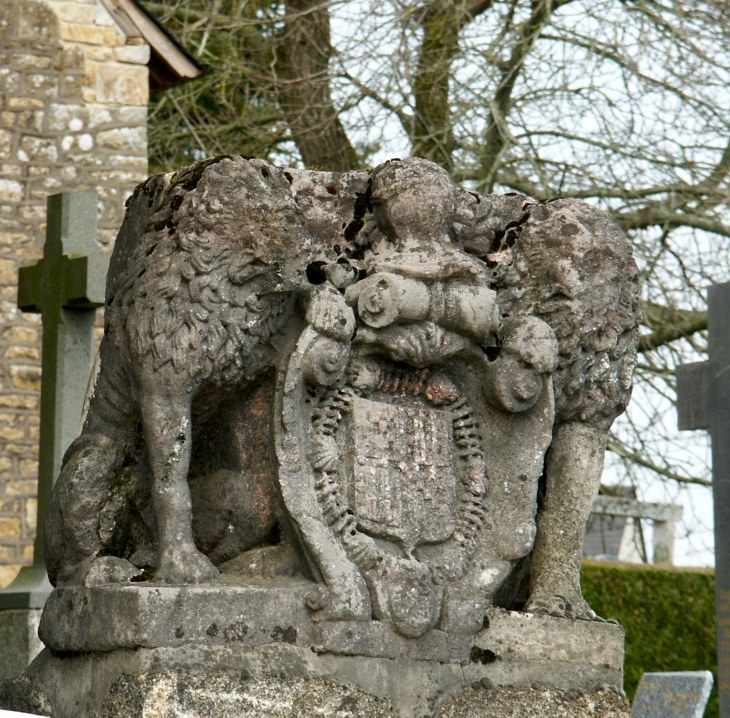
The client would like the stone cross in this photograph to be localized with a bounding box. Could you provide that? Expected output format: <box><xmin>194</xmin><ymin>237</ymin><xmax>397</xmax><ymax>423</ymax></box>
<box><xmin>677</xmin><ymin>281</ymin><xmax>730</xmax><ymax>718</ymax></box>
<box><xmin>0</xmin><ymin>193</ymin><xmax>107</xmax><ymax>609</ymax></box>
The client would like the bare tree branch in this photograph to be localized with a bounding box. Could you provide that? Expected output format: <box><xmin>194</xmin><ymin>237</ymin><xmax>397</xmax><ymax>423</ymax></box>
<box><xmin>411</xmin><ymin>0</ymin><xmax>495</xmax><ymax>170</ymax></box>
<box><xmin>607</xmin><ymin>437</ymin><xmax>711</xmax><ymax>487</ymax></box>
<box><xmin>639</xmin><ymin>302</ymin><xmax>708</xmax><ymax>353</ymax></box>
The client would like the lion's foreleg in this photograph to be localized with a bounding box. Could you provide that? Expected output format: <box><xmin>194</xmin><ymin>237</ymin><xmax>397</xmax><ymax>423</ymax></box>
<box><xmin>525</xmin><ymin>420</ymin><xmax>607</xmax><ymax>620</ymax></box>
<box><xmin>137</xmin><ymin>373</ymin><xmax>218</xmax><ymax>585</ymax></box>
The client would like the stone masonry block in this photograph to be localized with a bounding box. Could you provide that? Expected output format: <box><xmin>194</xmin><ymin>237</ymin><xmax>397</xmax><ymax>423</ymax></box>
<box><xmin>0</xmin><ymin>518</ymin><xmax>21</xmax><ymax>540</ymax></box>
<box><xmin>59</xmin><ymin>22</ymin><xmax>106</xmax><ymax>45</ymax></box>
<box><xmin>18</xmin><ymin>137</ymin><xmax>58</xmax><ymax>163</ymax></box>
<box><xmin>60</xmin><ymin>72</ymin><xmax>85</xmax><ymax>99</ymax></box>
<box><xmin>46</xmin><ymin>2</ymin><xmax>97</xmax><ymax>25</ymax></box>
<box><xmin>96</xmin><ymin>126</ymin><xmax>147</xmax><ymax>153</ymax></box>
<box><xmin>0</xmin><ymin>130</ymin><xmax>12</xmax><ymax>159</ymax></box>
<box><xmin>6</xmin><ymin>481</ymin><xmax>38</xmax><ymax>497</ymax></box>
<box><xmin>20</xmin><ymin>460</ymin><xmax>39</xmax><ymax>477</ymax></box>
<box><xmin>0</xmin><ymin>416</ymin><xmax>26</xmax><ymax>441</ymax></box>
<box><xmin>0</xmin><ymin>69</ymin><xmax>22</xmax><ymax>94</ymax></box>
<box><xmin>24</xmin><ymin>499</ymin><xmax>37</xmax><ymax>532</ymax></box>
<box><xmin>3</xmin><ymin>328</ymin><xmax>39</xmax><ymax>345</ymax></box>
<box><xmin>5</xmin><ymin>443</ymin><xmax>38</xmax><ymax>457</ymax></box>
<box><xmin>7</xmin><ymin>98</ymin><xmax>44</xmax><ymax>109</ymax></box>
<box><xmin>95</xmin><ymin>63</ymin><xmax>149</xmax><ymax>106</ymax></box>
<box><xmin>0</xmin><ymin>165</ymin><xmax>22</xmax><ymax>178</ymax></box>
<box><xmin>26</xmin><ymin>73</ymin><xmax>59</xmax><ymax>98</ymax></box>
<box><xmin>0</xmin><ymin>396</ymin><xmax>37</xmax><ymax>411</ymax></box>
<box><xmin>48</xmin><ymin>103</ymin><xmax>84</xmax><ymax>131</ymax></box>
<box><xmin>117</xmin><ymin>106</ymin><xmax>147</xmax><ymax>124</ymax></box>
<box><xmin>103</xmin><ymin>27</ymin><xmax>127</xmax><ymax>46</ymax></box>
<box><xmin>0</xmin><ymin>259</ymin><xmax>16</xmax><ymax>282</ymax></box>
<box><xmin>10</xmin><ymin>366</ymin><xmax>41</xmax><ymax>392</ymax></box>
<box><xmin>113</xmin><ymin>44</ymin><xmax>150</xmax><ymax>65</ymax></box>
<box><xmin>4</xmin><ymin>348</ymin><xmax>40</xmax><ymax>360</ymax></box>
<box><xmin>55</xmin><ymin>46</ymin><xmax>85</xmax><ymax>71</ymax></box>
<box><xmin>11</xmin><ymin>54</ymin><xmax>52</xmax><ymax>71</ymax></box>
<box><xmin>18</xmin><ymin>2</ymin><xmax>59</xmax><ymax>43</ymax></box>
<box><xmin>9</xmin><ymin>111</ymin><xmax>45</xmax><ymax>133</ymax></box>
<box><xmin>0</xmin><ymin>180</ymin><xmax>23</xmax><ymax>204</ymax></box>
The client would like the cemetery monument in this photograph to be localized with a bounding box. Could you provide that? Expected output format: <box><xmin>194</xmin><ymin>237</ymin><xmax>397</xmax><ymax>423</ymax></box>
<box><xmin>631</xmin><ymin>671</ymin><xmax>714</xmax><ymax>718</ymax></box>
<box><xmin>0</xmin><ymin>157</ymin><xmax>640</xmax><ymax>717</ymax></box>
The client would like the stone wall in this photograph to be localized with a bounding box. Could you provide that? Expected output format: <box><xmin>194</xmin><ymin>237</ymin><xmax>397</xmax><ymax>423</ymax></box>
<box><xmin>0</xmin><ymin>0</ymin><xmax>149</xmax><ymax>583</ymax></box>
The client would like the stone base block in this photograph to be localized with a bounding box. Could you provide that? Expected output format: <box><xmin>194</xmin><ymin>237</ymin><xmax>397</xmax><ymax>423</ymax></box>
<box><xmin>0</xmin><ymin>581</ymin><xmax>627</xmax><ymax>717</ymax></box>
<box><xmin>1</xmin><ymin>667</ymin><xmax>630</xmax><ymax>718</ymax></box>
<box><xmin>0</xmin><ymin>609</ymin><xmax>43</xmax><ymax>681</ymax></box>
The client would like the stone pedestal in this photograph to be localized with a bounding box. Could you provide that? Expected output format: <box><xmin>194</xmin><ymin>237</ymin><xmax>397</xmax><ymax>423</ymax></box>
<box><xmin>0</xmin><ymin>610</ymin><xmax>43</xmax><ymax>681</ymax></box>
<box><xmin>0</xmin><ymin>578</ymin><xmax>628</xmax><ymax>718</ymax></box>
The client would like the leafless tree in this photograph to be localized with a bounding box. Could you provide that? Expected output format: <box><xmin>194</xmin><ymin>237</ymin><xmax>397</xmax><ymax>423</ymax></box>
<box><xmin>142</xmin><ymin>0</ymin><xmax>730</xmax><ymax>559</ymax></box>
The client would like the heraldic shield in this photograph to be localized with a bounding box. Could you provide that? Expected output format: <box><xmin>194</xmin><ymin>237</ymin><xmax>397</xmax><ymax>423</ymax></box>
<box><xmin>274</xmin><ymin>163</ymin><xmax>559</xmax><ymax>640</ymax></box>
<box><xmin>275</xmin><ymin>291</ymin><xmax>558</xmax><ymax>639</ymax></box>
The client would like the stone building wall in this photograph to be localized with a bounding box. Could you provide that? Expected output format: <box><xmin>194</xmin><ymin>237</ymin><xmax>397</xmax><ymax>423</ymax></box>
<box><xmin>0</xmin><ymin>0</ymin><xmax>149</xmax><ymax>583</ymax></box>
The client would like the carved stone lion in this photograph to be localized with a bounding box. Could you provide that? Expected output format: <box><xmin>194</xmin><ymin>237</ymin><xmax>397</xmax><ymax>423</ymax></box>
<box><xmin>45</xmin><ymin>156</ymin><xmax>639</xmax><ymax>633</ymax></box>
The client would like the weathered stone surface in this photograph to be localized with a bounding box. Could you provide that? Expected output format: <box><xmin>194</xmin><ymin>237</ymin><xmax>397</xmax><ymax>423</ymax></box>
<box><xmin>631</xmin><ymin>671</ymin><xmax>713</xmax><ymax>718</ymax></box>
<box><xmin>0</xmin><ymin>609</ymin><xmax>42</xmax><ymax>680</ymax></box>
<box><xmin>441</xmin><ymin>685</ymin><xmax>629</xmax><ymax>718</ymax></box>
<box><xmin>97</xmin><ymin>674</ymin><xmax>397</xmax><ymax>718</ymax></box>
<box><xmin>0</xmin><ymin>672</ymin><xmax>51</xmax><ymax>716</ymax></box>
<box><xmin>2</xmin><ymin>604</ymin><xmax>625</xmax><ymax>718</ymax></box>
<box><xmin>38</xmin><ymin>581</ymin><xmax>623</xmax><ymax>678</ymax></box>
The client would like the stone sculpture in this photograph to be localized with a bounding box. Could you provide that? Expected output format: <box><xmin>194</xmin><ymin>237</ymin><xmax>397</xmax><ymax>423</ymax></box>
<box><xmin>7</xmin><ymin>156</ymin><xmax>640</xmax><ymax>717</ymax></box>
<box><xmin>44</xmin><ymin>155</ymin><xmax>640</xmax><ymax>633</ymax></box>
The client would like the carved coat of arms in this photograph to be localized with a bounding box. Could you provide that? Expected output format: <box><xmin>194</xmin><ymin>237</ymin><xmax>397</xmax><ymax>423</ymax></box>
<box><xmin>275</xmin><ymin>159</ymin><xmax>559</xmax><ymax>638</ymax></box>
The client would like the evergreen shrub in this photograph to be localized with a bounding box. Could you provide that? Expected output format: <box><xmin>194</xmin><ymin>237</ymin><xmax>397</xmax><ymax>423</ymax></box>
<box><xmin>581</xmin><ymin>560</ymin><xmax>717</xmax><ymax>718</ymax></box>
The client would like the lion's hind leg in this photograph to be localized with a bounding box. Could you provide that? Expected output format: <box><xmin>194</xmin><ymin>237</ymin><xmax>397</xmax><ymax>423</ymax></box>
<box><xmin>46</xmin><ymin>347</ymin><xmax>141</xmax><ymax>586</ymax></box>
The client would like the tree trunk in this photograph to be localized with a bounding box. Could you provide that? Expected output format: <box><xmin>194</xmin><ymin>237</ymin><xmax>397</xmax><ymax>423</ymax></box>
<box><xmin>276</xmin><ymin>0</ymin><xmax>359</xmax><ymax>171</ymax></box>
<box><xmin>412</xmin><ymin>0</ymin><xmax>493</xmax><ymax>172</ymax></box>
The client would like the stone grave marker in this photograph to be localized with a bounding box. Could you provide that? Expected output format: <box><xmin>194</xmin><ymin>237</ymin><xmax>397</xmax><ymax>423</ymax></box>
<box><xmin>677</xmin><ymin>282</ymin><xmax>730</xmax><ymax>718</ymax></box>
<box><xmin>0</xmin><ymin>193</ymin><xmax>106</xmax><ymax>677</ymax></box>
<box><xmin>631</xmin><ymin>671</ymin><xmax>713</xmax><ymax>718</ymax></box>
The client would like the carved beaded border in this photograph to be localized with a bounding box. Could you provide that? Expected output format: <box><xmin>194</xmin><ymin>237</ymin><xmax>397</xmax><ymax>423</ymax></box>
<box><xmin>308</xmin><ymin>364</ymin><xmax>489</xmax><ymax>581</ymax></box>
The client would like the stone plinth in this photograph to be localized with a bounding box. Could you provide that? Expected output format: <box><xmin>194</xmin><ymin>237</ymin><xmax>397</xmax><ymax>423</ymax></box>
<box><xmin>2</xmin><ymin>577</ymin><xmax>626</xmax><ymax>718</ymax></box>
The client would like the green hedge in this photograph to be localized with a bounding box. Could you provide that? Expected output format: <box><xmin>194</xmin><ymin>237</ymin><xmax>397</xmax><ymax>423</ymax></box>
<box><xmin>581</xmin><ymin>560</ymin><xmax>717</xmax><ymax>718</ymax></box>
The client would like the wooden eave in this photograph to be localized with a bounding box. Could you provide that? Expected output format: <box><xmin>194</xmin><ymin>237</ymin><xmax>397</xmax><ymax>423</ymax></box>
<box><xmin>98</xmin><ymin>0</ymin><xmax>204</xmax><ymax>92</ymax></box>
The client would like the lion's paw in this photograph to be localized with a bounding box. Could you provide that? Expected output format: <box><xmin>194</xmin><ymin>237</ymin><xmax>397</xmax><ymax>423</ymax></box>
<box><xmin>155</xmin><ymin>545</ymin><xmax>219</xmax><ymax>585</ymax></box>
<box><xmin>82</xmin><ymin>557</ymin><xmax>142</xmax><ymax>586</ymax></box>
<box><xmin>524</xmin><ymin>592</ymin><xmax>600</xmax><ymax>621</ymax></box>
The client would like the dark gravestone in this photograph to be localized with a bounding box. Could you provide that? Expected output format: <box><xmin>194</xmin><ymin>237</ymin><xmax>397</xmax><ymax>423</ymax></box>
<box><xmin>677</xmin><ymin>282</ymin><xmax>730</xmax><ymax>718</ymax></box>
<box><xmin>0</xmin><ymin>193</ymin><xmax>107</xmax><ymax>609</ymax></box>
<box><xmin>631</xmin><ymin>671</ymin><xmax>713</xmax><ymax>718</ymax></box>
